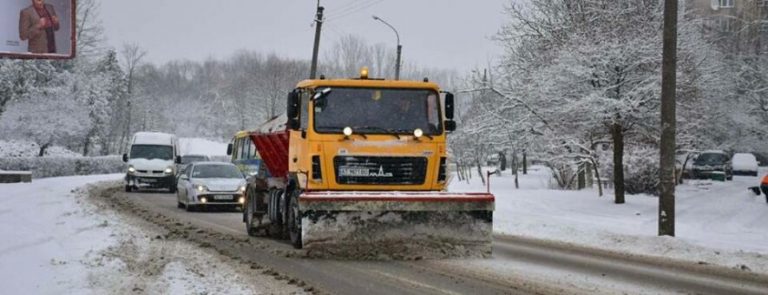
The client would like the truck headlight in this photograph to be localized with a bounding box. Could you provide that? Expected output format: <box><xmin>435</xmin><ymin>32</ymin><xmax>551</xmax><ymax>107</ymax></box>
<box><xmin>127</xmin><ymin>166</ymin><xmax>136</xmax><ymax>174</ymax></box>
<box><xmin>413</xmin><ymin>128</ymin><xmax>424</xmax><ymax>138</ymax></box>
<box><xmin>164</xmin><ymin>167</ymin><xmax>173</xmax><ymax>174</ymax></box>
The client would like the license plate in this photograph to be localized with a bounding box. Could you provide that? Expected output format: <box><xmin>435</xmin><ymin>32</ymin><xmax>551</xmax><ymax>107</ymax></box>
<box><xmin>141</xmin><ymin>178</ymin><xmax>157</xmax><ymax>183</ymax></box>
<box><xmin>339</xmin><ymin>167</ymin><xmax>371</xmax><ymax>177</ymax></box>
<box><xmin>214</xmin><ymin>195</ymin><xmax>232</xmax><ymax>200</ymax></box>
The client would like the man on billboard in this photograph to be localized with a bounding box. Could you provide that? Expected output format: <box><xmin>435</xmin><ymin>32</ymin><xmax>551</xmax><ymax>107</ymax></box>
<box><xmin>19</xmin><ymin>0</ymin><xmax>60</xmax><ymax>54</ymax></box>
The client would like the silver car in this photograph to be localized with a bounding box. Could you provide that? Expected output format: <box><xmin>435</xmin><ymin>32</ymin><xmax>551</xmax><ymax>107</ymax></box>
<box><xmin>176</xmin><ymin>162</ymin><xmax>246</xmax><ymax>211</ymax></box>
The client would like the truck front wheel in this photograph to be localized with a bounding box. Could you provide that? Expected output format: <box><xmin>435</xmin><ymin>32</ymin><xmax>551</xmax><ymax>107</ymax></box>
<box><xmin>245</xmin><ymin>194</ymin><xmax>259</xmax><ymax>237</ymax></box>
<box><xmin>287</xmin><ymin>190</ymin><xmax>302</xmax><ymax>249</ymax></box>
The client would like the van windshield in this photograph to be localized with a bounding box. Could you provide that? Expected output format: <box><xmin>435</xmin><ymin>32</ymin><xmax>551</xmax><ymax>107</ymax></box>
<box><xmin>130</xmin><ymin>145</ymin><xmax>173</xmax><ymax>160</ymax></box>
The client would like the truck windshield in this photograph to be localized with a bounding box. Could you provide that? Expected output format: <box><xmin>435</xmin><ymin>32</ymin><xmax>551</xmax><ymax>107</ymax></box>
<box><xmin>130</xmin><ymin>145</ymin><xmax>173</xmax><ymax>160</ymax></box>
<box><xmin>313</xmin><ymin>88</ymin><xmax>442</xmax><ymax>135</ymax></box>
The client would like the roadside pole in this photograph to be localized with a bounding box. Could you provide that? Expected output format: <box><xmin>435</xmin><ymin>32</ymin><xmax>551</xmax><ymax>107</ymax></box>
<box><xmin>659</xmin><ymin>0</ymin><xmax>678</xmax><ymax>237</ymax></box>
<box><xmin>309</xmin><ymin>5</ymin><xmax>324</xmax><ymax>79</ymax></box>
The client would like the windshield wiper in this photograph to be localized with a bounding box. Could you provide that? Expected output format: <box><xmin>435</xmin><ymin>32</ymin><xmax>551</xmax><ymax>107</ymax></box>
<box><xmin>353</xmin><ymin>126</ymin><xmax>402</xmax><ymax>139</ymax></box>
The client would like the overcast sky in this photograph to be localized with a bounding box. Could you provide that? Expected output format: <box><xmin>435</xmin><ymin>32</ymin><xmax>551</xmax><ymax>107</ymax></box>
<box><xmin>100</xmin><ymin>0</ymin><xmax>509</xmax><ymax>73</ymax></box>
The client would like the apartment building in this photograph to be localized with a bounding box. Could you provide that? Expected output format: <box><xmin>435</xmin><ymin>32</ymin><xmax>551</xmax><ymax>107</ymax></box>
<box><xmin>687</xmin><ymin>0</ymin><xmax>768</xmax><ymax>54</ymax></box>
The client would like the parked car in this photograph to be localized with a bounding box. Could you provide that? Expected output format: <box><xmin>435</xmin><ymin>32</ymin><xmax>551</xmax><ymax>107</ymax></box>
<box><xmin>176</xmin><ymin>162</ymin><xmax>246</xmax><ymax>212</ymax></box>
<box><xmin>732</xmin><ymin>153</ymin><xmax>759</xmax><ymax>176</ymax></box>
<box><xmin>692</xmin><ymin>150</ymin><xmax>733</xmax><ymax>181</ymax></box>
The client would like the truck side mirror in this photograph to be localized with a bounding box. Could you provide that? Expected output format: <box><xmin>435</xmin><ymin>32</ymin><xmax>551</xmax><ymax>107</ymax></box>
<box><xmin>175</xmin><ymin>156</ymin><xmax>182</xmax><ymax>164</ymax></box>
<box><xmin>444</xmin><ymin>120</ymin><xmax>456</xmax><ymax>132</ymax></box>
<box><xmin>122</xmin><ymin>154</ymin><xmax>128</xmax><ymax>163</ymax></box>
<box><xmin>227</xmin><ymin>143</ymin><xmax>233</xmax><ymax>156</ymax></box>
<box><xmin>287</xmin><ymin>90</ymin><xmax>300</xmax><ymax>119</ymax></box>
<box><xmin>444</xmin><ymin>92</ymin><xmax>455</xmax><ymax>120</ymax></box>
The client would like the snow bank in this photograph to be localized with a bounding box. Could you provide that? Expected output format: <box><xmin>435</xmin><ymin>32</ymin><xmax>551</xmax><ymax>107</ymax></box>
<box><xmin>451</xmin><ymin>165</ymin><xmax>768</xmax><ymax>273</ymax></box>
<box><xmin>0</xmin><ymin>156</ymin><xmax>125</xmax><ymax>178</ymax></box>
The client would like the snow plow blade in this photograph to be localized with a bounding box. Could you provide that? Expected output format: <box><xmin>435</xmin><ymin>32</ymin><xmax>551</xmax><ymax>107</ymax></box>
<box><xmin>299</xmin><ymin>192</ymin><xmax>494</xmax><ymax>259</ymax></box>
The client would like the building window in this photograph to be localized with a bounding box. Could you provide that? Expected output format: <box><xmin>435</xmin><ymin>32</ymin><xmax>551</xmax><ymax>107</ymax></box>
<box><xmin>719</xmin><ymin>0</ymin><xmax>734</xmax><ymax>8</ymax></box>
<box><xmin>760</xmin><ymin>0</ymin><xmax>768</xmax><ymax>7</ymax></box>
<box><xmin>719</xmin><ymin>17</ymin><xmax>734</xmax><ymax>32</ymax></box>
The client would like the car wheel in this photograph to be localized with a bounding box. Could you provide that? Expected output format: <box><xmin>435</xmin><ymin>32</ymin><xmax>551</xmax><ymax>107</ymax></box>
<box><xmin>186</xmin><ymin>204</ymin><xmax>196</xmax><ymax>212</ymax></box>
<box><xmin>125</xmin><ymin>185</ymin><xmax>132</xmax><ymax>193</ymax></box>
<box><xmin>177</xmin><ymin>202</ymin><xmax>184</xmax><ymax>209</ymax></box>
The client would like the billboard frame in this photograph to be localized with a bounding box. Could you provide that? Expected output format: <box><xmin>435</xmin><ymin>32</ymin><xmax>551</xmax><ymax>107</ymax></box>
<box><xmin>0</xmin><ymin>0</ymin><xmax>77</xmax><ymax>60</ymax></box>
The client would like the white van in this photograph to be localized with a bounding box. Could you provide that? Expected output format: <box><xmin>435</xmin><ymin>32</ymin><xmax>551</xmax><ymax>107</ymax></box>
<box><xmin>122</xmin><ymin>132</ymin><xmax>181</xmax><ymax>192</ymax></box>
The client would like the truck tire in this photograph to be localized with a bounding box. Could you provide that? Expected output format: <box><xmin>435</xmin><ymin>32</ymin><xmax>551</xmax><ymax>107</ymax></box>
<box><xmin>287</xmin><ymin>191</ymin><xmax>302</xmax><ymax>249</ymax></box>
<box><xmin>245</xmin><ymin>195</ymin><xmax>259</xmax><ymax>237</ymax></box>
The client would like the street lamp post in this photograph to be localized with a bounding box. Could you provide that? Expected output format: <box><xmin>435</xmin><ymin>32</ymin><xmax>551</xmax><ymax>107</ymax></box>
<box><xmin>372</xmin><ymin>15</ymin><xmax>401</xmax><ymax>80</ymax></box>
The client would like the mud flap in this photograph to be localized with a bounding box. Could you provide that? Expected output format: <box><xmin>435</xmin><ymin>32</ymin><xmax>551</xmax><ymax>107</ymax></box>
<box><xmin>299</xmin><ymin>192</ymin><xmax>494</xmax><ymax>259</ymax></box>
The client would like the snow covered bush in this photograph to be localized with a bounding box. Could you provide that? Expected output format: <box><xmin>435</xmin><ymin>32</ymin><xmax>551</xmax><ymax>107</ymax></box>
<box><xmin>0</xmin><ymin>140</ymin><xmax>81</xmax><ymax>158</ymax></box>
<box><xmin>0</xmin><ymin>156</ymin><xmax>125</xmax><ymax>178</ymax></box>
<box><xmin>603</xmin><ymin>148</ymin><xmax>660</xmax><ymax>195</ymax></box>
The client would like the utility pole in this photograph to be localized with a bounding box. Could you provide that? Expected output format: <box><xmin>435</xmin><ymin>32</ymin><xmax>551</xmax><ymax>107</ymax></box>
<box><xmin>372</xmin><ymin>15</ymin><xmax>402</xmax><ymax>80</ymax></box>
<box><xmin>659</xmin><ymin>0</ymin><xmax>678</xmax><ymax>237</ymax></box>
<box><xmin>309</xmin><ymin>4</ymin><xmax>324</xmax><ymax>79</ymax></box>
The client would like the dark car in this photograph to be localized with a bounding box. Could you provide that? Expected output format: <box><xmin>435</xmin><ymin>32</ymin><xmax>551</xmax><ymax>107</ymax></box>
<box><xmin>692</xmin><ymin>150</ymin><xmax>732</xmax><ymax>181</ymax></box>
<box><xmin>177</xmin><ymin>154</ymin><xmax>211</xmax><ymax>174</ymax></box>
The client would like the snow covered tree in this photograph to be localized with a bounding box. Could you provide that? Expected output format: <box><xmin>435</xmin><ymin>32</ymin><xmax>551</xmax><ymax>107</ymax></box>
<box><xmin>0</xmin><ymin>73</ymin><xmax>90</xmax><ymax>156</ymax></box>
<box><xmin>457</xmin><ymin>0</ymin><xmax>731</xmax><ymax>200</ymax></box>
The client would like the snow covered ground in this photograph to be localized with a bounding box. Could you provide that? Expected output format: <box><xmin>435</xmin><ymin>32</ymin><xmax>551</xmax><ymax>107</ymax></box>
<box><xmin>0</xmin><ymin>175</ymin><xmax>301</xmax><ymax>294</ymax></box>
<box><xmin>450</xmin><ymin>165</ymin><xmax>768</xmax><ymax>273</ymax></box>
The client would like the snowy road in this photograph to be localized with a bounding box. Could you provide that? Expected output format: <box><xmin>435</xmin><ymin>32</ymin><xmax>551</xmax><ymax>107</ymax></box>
<box><xmin>100</xmin><ymin>185</ymin><xmax>768</xmax><ymax>295</ymax></box>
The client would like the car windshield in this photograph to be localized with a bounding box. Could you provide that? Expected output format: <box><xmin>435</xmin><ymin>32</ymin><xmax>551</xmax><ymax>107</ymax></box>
<box><xmin>313</xmin><ymin>87</ymin><xmax>442</xmax><ymax>135</ymax></box>
<box><xmin>182</xmin><ymin>155</ymin><xmax>208</xmax><ymax>164</ymax></box>
<box><xmin>695</xmin><ymin>153</ymin><xmax>728</xmax><ymax>165</ymax></box>
<box><xmin>130</xmin><ymin>145</ymin><xmax>173</xmax><ymax>160</ymax></box>
<box><xmin>192</xmin><ymin>165</ymin><xmax>243</xmax><ymax>179</ymax></box>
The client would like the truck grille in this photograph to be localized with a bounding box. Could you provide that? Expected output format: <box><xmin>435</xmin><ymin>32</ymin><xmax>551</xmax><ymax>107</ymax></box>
<box><xmin>334</xmin><ymin>156</ymin><xmax>427</xmax><ymax>185</ymax></box>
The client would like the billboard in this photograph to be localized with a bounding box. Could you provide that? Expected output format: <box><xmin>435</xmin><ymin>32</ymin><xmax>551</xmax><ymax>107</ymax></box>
<box><xmin>0</xmin><ymin>0</ymin><xmax>76</xmax><ymax>59</ymax></box>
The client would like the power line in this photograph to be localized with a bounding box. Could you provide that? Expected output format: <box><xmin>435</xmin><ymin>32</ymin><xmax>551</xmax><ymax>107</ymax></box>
<box><xmin>325</xmin><ymin>0</ymin><xmax>384</xmax><ymax>23</ymax></box>
<box><xmin>325</xmin><ymin>0</ymin><xmax>380</xmax><ymax>19</ymax></box>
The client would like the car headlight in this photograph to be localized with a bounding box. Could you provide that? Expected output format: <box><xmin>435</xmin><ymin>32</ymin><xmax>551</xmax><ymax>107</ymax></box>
<box><xmin>238</xmin><ymin>185</ymin><xmax>246</xmax><ymax>193</ymax></box>
<box><xmin>196</xmin><ymin>185</ymin><xmax>208</xmax><ymax>192</ymax></box>
<box><xmin>164</xmin><ymin>167</ymin><xmax>173</xmax><ymax>174</ymax></box>
<box><xmin>127</xmin><ymin>166</ymin><xmax>136</xmax><ymax>174</ymax></box>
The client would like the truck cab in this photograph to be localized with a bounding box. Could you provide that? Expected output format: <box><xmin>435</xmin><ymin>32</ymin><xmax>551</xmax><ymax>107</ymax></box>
<box><xmin>283</xmin><ymin>71</ymin><xmax>457</xmax><ymax>193</ymax></box>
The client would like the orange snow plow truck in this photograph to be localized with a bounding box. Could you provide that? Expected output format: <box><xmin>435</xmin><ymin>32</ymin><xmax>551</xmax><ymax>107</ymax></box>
<box><xmin>231</xmin><ymin>69</ymin><xmax>494</xmax><ymax>258</ymax></box>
